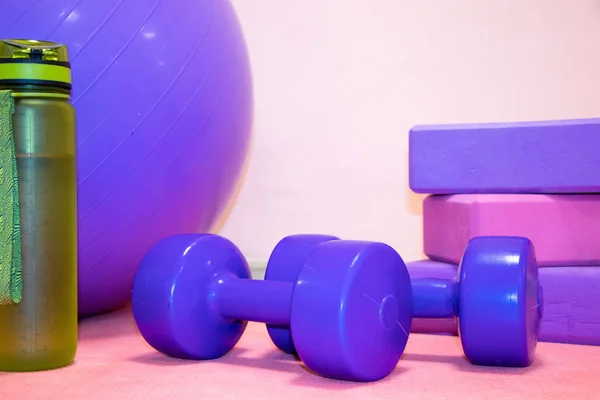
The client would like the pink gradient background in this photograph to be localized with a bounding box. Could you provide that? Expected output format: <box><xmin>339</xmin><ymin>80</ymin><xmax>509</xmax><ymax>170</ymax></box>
<box><xmin>218</xmin><ymin>0</ymin><xmax>600</xmax><ymax>266</ymax></box>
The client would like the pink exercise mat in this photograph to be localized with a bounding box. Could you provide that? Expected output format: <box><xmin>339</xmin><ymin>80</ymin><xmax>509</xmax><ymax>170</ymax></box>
<box><xmin>1</xmin><ymin>307</ymin><xmax>598</xmax><ymax>399</ymax></box>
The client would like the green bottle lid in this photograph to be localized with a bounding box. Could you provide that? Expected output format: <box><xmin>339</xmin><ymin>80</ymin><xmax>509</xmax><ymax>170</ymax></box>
<box><xmin>0</xmin><ymin>39</ymin><xmax>71</xmax><ymax>90</ymax></box>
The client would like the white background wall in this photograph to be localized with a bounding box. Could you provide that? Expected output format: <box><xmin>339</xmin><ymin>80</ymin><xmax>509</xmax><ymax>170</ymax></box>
<box><xmin>217</xmin><ymin>0</ymin><xmax>600</xmax><ymax>266</ymax></box>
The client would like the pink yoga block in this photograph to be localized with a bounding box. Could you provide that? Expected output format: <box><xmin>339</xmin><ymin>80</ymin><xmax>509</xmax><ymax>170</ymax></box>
<box><xmin>423</xmin><ymin>194</ymin><xmax>600</xmax><ymax>266</ymax></box>
<box><xmin>408</xmin><ymin>260</ymin><xmax>600</xmax><ymax>346</ymax></box>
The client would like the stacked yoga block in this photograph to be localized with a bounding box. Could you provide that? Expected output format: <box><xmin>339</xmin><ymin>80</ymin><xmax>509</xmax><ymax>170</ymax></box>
<box><xmin>407</xmin><ymin>118</ymin><xmax>600</xmax><ymax>346</ymax></box>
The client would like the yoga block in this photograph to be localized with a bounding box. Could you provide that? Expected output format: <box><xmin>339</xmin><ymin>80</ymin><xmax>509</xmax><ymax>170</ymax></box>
<box><xmin>423</xmin><ymin>194</ymin><xmax>600</xmax><ymax>266</ymax></box>
<box><xmin>409</xmin><ymin>118</ymin><xmax>600</xmax><ymax>194</ymax></box>
<box><xmin>408</xmin><ymin>259</ymin><xmax>600</xmax><ymax>346</ymax></box>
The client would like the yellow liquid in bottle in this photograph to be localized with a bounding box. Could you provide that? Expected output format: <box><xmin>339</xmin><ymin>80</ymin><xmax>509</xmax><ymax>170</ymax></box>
<box><xmin>0</xmin><ymin>97</ymin><xmax>77</xmax><ymax>372</ymax></box>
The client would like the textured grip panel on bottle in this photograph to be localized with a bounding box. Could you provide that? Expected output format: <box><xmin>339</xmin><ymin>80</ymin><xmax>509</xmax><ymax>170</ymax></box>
<box><xmin>0</xmin><ymin>90</ymin><xmax>22</xmax><ymax>305</ymax></box>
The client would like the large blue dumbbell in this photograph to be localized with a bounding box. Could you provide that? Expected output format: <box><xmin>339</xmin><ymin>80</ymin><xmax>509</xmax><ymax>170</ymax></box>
<box><xmin>131</xmin><ymin>233</ymin><xmax>413</xmax><ymax>382</ymax></box>
<box><xmin>412</xmin><ymin>236</ymin><xmax>544</xmax><ymax>367</ymax></box>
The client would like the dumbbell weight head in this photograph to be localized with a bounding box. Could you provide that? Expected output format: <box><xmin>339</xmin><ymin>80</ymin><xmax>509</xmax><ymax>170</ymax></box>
<box><xmin>290</xmin><ymin>239</ymin><xmax>413</xmax><ymax>381</ymax></box>
<box><xmin>458</xmin><ymin>236</ymin><xmax>543</xmax><ymax>367</ymax></box>
<box><xmin>132</xmin><ymin>234</ymin><xmax>251</xmax><ymax>359</ymax></box>
<box><xmin>264</xmin><ymin>234</ymin><xmax>341</xmax><ymax>354</ymax></box>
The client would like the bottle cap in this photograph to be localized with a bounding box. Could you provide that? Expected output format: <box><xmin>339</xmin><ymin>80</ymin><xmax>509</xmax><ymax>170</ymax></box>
<box><xmin>0</xmin><ymin>39</ymin><xmax>71</xmax><ymax>91</ymax></box>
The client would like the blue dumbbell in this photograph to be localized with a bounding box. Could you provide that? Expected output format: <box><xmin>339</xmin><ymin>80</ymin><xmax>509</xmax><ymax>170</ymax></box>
<box><xmin>411</xmin><ymin>236</ymin><xmax>544</xmax><ymax>367</ymax></box>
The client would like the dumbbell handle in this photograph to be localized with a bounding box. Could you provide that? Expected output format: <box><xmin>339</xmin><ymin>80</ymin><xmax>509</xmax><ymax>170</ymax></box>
<box><xmin>411</xmin><ymin>278</ymin><xmax>457</xmax><ymax>319</ymax></box>
<box><xmin>215</xmin><ymin>278</ymin><xmax>293</xmax><ymax>326</ymax></box>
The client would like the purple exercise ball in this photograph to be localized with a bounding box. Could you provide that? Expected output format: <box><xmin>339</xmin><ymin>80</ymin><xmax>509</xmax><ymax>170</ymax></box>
<box><xmin>2</xmin><ymin>0</ymin><xmax>253</xmax><ymax>317</ymax></box>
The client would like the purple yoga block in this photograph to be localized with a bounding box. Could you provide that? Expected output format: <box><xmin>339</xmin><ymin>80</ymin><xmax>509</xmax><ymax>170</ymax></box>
<box><xmin>409</xmin><ymin>118</ymin><xmax>600</xmax><ymax>194</ymax></box>
<box><xmin>408</xmin><ymin>260</ymin><xmax>600</xmax><ymax>346</ymax></box>
<box><xmin>423</xmin><ymin>194</ymin><xmax>600</xmax><ymax>267</ymax></box>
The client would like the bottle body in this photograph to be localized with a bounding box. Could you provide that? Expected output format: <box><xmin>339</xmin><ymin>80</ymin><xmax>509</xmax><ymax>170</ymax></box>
<box><xmin>0</xmin><ymin>94</ymin><xmax>77</xmax><ymax>371</ymax></box>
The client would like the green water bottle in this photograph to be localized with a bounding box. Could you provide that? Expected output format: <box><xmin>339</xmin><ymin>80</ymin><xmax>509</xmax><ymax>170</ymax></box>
<box><xmin>0</xmin><ymin>39</ymin><xmax>77</xmax><ymax>371</ymax></box>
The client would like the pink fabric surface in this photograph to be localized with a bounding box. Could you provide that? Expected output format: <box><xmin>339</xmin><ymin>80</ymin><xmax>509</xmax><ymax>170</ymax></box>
<box><xmin>2</xmin><ymin>307</ymin><xmax>599</xmax><ymax>399</ymax></box>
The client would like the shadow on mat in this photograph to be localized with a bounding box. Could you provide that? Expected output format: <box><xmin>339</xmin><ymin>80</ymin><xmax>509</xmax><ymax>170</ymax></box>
<box><xmin>401</xmin><ymin>351</ymin><xmax>545</xmax><ymax>375</ymax></box>
<box><xmin>130</xmin><ymin>347</ymin><xmax>409</xmax><ymax>389</ymax></box>
<box><xmin>78</xmin><ymin>306</ymin><xmax>139</xmax><ymax>341</ymax></box>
